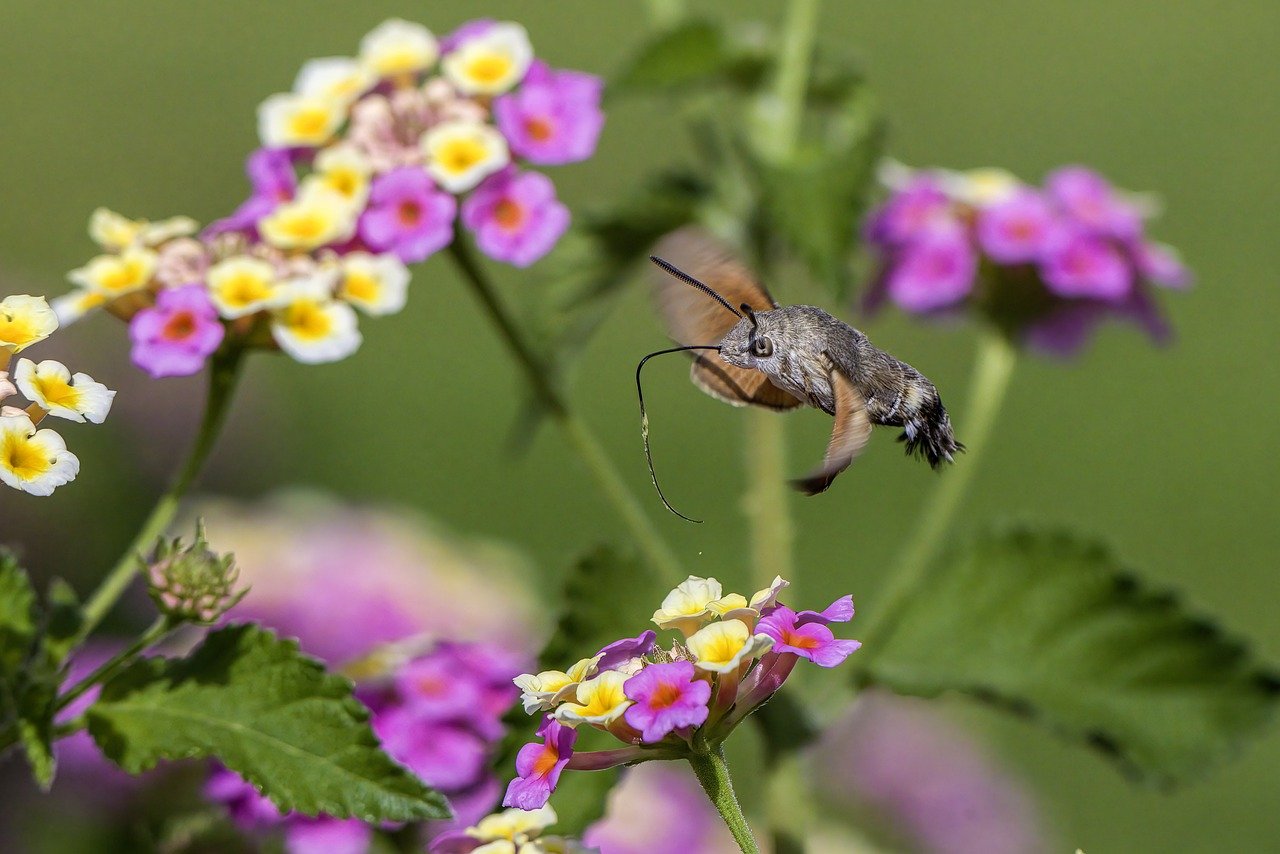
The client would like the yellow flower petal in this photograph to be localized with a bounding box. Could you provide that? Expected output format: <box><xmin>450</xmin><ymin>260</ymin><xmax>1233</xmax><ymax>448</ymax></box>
<box><xmin>13</xmin><ymin>359</ymin><xmax>114</xmax><ymax>424</ymax></box>
<box><xmin>359</xmin><ymin>19</ymin><xmax>440</xmax><ymax>77</ymax></box>
<box><xmin>441</xmin><ymin>22</ymin><xmax>533</xmax><ymax>96</ymax></box>
<box><xmin>0</xmin><ymin>413</ymin><xmax>79</xmax><ymax>496</ymax></box>
<box><xmin>421</xmin><ymin>120</ymin><xmax>509</xmax><ymax>193</ymax></box>
<box><xmin>0</xmin><ymin>295</ymin><xmax>58</xmax><ymax>354</ymax></box>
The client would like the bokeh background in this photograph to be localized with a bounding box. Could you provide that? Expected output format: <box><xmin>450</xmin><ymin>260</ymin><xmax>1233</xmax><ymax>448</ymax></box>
<box><xmin>1</xmin><ymin>2</ymin><xmax>1277</xmax><ymax>852</ymax></box>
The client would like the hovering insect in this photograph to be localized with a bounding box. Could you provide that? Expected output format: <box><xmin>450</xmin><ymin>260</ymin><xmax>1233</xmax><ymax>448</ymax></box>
<box><xmin>637</xmin><ymin>228</ymin><xmax>961</xmax><ymax>521</ymax></box>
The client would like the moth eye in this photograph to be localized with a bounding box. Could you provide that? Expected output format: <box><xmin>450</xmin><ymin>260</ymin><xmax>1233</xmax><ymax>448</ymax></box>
<box><xmin>751</xmin><ymin>336</ymin><xmax>774</xmax><ymax>358</ymax></box>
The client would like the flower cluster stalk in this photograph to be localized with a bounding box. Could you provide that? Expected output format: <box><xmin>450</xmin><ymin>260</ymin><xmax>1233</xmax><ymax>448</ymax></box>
<box><xmin>688</xmin><ymin>743</ymin><xmax>760</xmax><ymax>854</ymax></box>
<box><xmin>446</xmin><ymin>234</ymin><xmax>682</xmax><ymax>584</ymax></box>
<box><xmin>76</xmin><ymin>346</ymin><xmax>245</xmax><ymax>642</ymax></box>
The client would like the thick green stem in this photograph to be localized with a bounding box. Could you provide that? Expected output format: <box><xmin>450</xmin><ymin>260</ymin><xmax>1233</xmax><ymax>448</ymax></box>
<box><xmin>689</xmin><ymin>746</ymin><xmax>760</xmax><ymax>854</ymax></box>
<box><xmin>742</xmin><ymin>410</ymin><xmax>793</xmax><ymax>588</ymax></box>
<box><xmin>77</xmin><ymin>346</ymin><xmax>245</xmax><ymax>642</ymax></box>
<box><xmin>755</xmin><ymin>0</ymin><xmax>822</xmax><ymax>161</ymax></box>
<box><xmin>862</xmin><ymin>331</ymin><xmax>1018</xmax><ymax>646</ymax></box>
<box><xmin>446</xmin><ymin>238</ymin><xmax>682</xmax><ymax>585</ymax></box>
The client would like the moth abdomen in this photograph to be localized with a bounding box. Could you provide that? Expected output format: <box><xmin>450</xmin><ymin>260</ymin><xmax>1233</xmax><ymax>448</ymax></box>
<box><xmin>896</xmin><ymin>389</ymin><xmax>962</xmax><ymax>469</ymax></box>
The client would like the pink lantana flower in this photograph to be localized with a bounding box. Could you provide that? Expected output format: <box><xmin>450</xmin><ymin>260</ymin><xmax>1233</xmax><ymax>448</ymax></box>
<box><xmin>622</xmin><ymin>661</ymin><xmax>712</xmax><ymax>743</ymax></box>
<box><xmin>461</xmin><ymin>168</ymin><xmax>569</xmax><ymax>267</ymax></box>
<box><xmin>757</xmin><ymin>604</ymin><xmax>862</xmax><ymax>668</ymax></box>
<box><xmin>494</xmin><ymin>61</ymin><xmax>604</xmax><ymax>166</ymax></box>
<box><xmin>976</xmin><ymin>189</ymin><xmax>1057</xmax><ymax>264</ymax></box>
<box><xmin>359</xmin><ymin>167</ymin><xmax>457</xmax><ymax>263</ymax></box>
<box><xmin>128</xmin><ymin>284</ymin><xmax>225</xmax><ymax>378</ymax></box>
<box><xmin>504</xmin><ymin>716</ymin><xmax>577</xmax><ymax>810</ymax></box>
<box><xmin>1045</xmin><ymin>165</ymin><xmax>1142</xmax><ymax>241</ymax></box>
<box><xmin>885</xmin><ymin>226</ymin><xmax>977</xmax><ymax>312</ymax></box>
<box><xmin>1040</xmin><ymin>225</ymin><xmax>1132</xmax><ymax>300</ymax></box>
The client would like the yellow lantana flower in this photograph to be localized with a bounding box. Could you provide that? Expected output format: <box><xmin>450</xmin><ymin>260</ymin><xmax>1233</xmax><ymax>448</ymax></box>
<box><xmin>206</xmin><ymin>256</ymin><xmax>284</xmax><ymax>319</ymax></box>
<box><xmin>651</xmin><ymin>575</ymin><xmax>749</xmax><ymax>636</ymax></box>
<box><xmin>270</xmin><ymin>273</ymin><xmax>362</xmax><ymax>364</ymax></box>
<box><xmin>359</xmin><ymin>19</ymin><xmax>439</xmax><ymax>78</ymax></box>
<box><xmin>257</xmin><ymin>92</ymin><xmax>345</xmax><ymax>148</ymax></box>
<box><xmin>422</xmin><ymin>120</ymin><xmax>510</xmax><ymax>194</ymax></box>
<box><xmin>67</xmin><ymin>247</ymin><xmax>158</xmax><ymax>298</ymax></box>
<box><xmin>258</xmin><ymin>187</ymin><xmax>359</xmax><ymax>251</ymax></box>
<box><xmin>553</xmin><ymin>670</ymin><xmax>632</xmax><ymax>727</ymax></box>
<box><xmin>336</xmin><ymin>251</ymin><xmax>410</xmax><ymax>316</ymax></box>
<box><xmin>686</xmin><ymin>620</ymin><xmax>773</xmax><ymax>674</ymax></box>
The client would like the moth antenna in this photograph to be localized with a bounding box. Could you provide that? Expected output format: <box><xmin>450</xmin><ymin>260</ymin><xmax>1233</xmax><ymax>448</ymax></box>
<box><xmin>635</xmin><ymin>344</ymin><xmax>723</xmax><ymax>523</ymax></box>
<box><xmin>650</xmin><ymin>256</ymin><xmax>743</xmax><ymax>320</ymax></box>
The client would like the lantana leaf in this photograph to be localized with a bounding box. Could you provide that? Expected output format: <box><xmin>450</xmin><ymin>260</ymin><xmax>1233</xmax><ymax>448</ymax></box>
<box><xmin>0</xmin><ymin>550</ymin><xmax>38</xmax><ymax>680</ymax></box>
<box><xmin>614</xmin><ymin>20</ymin><xmax>736</xmax><ymax>93</ymax></box>
<box><xmin>85</xmin><ymin>623</ymin><xmax>450</xmax><ymax>822</ymax></box>
<box><xmin>861</xmin><ymin>527</ymin><xmax>1280</xmax><ymax>785</ymax></box>
<box><xmin>0</xmin><ymin>552</ymin><xmax>59</xmax><ymax>789</ymax></box>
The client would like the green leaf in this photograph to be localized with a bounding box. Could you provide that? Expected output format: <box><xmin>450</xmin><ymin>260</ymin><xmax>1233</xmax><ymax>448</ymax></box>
<box><xmin>16</xmin><ymin>683</ymin><xmax>56</xmax><ymax>789</ymax></box>
<box><xmin>614</xmin><ymin>20</ymin><xmax>734</xmax><ymax>93</ymax></box>
<box><xmin>0</xmin><ymin>550</ymin><xmax>38</xmax><ymax>680</ymax></box>
<box><xmin>862</xmin><ymin>527</ymin><xmax>1280</xmax><ymax>785</ymax></box>
<box><xmin>43</xmin><ymin>578</ymin><xmax>83</xmax><ymax>664</ymax></box>
<box><xmin>86</xmin><ymin>624</ymin><xmax>449</xmax><ymax>822</ymax></box>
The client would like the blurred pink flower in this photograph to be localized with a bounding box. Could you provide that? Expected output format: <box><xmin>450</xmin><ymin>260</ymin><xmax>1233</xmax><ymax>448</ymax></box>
<box><xmin>811</xmin><ymin>690</ymin><xmax>1049</xmax><ymax>854</ymax></box>
<box><xmin>582</xmin><ymin>764</ymin><xmax>737</xmax><ymax>854</ymax></box>
<box><xmin>128</xmin><ymin>284</ymin><xmax>225</xmax><ymax>378</ymax></box>
<box><xmin>494</xmin><ymin>61</ymin><xmax>604</xmax><ymax>166</ymax></box>
<box><xmin>461</xmin><ymin>168</ymin><xmax>569</xmax><ymax>266</ymax></box>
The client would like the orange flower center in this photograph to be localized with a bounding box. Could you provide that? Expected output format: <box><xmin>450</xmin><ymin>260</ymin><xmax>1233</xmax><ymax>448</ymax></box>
<box><xmin>648</xmin><ymin>682</ymin><xmax>684</xmax><ymax>710</ymax></box>
<box><xmin>397</xmin><ymin>201</ymin><xmax>423</xmax><ymax>227</ymax></box>
<box><xmin>532</xmin><ymin>744</ymin><xmax>560</xmax><ymax>777</ymax></box>
<box><xmin>781</xmin><ymin>630</ymin><xmax>820</xmax><ymax>650</ymax></box>
<box><xmin>161</xmin><ymin>311</ymin><xmax>197</xmax><ymax>341</ymax></box>
<box><xmin>494</xmin><ymin>199</ymin><xmax>525</xmax><ymax>230</ymax></box>
<box><xmin>524</xmin><ymin>116</ymin><xmax>555</xmax><ymax>142</ymax></box>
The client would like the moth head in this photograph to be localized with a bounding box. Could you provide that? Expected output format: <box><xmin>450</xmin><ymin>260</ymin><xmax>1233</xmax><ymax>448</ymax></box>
<box><xmin>720</xmin><ymin>305</ymin><xmax>781</xmax><ymax>370</ymax></box>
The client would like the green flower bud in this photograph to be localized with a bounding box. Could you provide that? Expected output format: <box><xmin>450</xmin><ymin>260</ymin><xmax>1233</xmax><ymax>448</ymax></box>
<box><xmin>144</xmin><ymin>519</ymin><xmax>246</xmax><ymax>624</ymax></box>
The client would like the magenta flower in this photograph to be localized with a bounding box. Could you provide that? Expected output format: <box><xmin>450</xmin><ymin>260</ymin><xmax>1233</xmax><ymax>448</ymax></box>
<box><xmin>1040</xmin><ymin>225</ymin><xmax>1132</xmax><ymax>300</ymax></box>
<box><xmin>794</xmin><ymin>593</ymin><xmax>854</xmax><ymax>626</ymax></box>
<box><xmin>206</xmin><ymin>147</ymin><xmax>297</xmax><ymax>237</ymax></box>
<box><xmin>204</xmin><ymin>765</ymin><xmax>284</xmax><ymax>830</ymax></box>
<box><xmin>285</xmin><ymin>818</ymin><xmax>372</xmax><ymax>854</ymax></box>
<box><xmin>885</xmin><ymin>226</ymin><xmax>978</xmax><ymax>312</ymax></box>
<box><xmin>622</xmin><ymin>661</ymin><xmax>712</xmax><ymax>743</ymax></box>
<box><xmin>439</xmin><ymin>18</ymin><xmax>497</xmax><ymax>53</ymax></box>
<box><xmin>374</xmin><ymin>707</ymin><xmax>490</xmax><ymax>791</ymax></box>
<box><xmin>461</xmin><ymin>168</ymin><xmax>569</xmax><ymax>267</ymax></box>
<box><xmin>864</xmin><ymin>175</ymin><xmax>953</xmax><ymax>248</ymax></box>
<box><xmin>395</xmin><ymin>653</ymin><xmax>485</xmax><ymax>721</ymax></box>
<box><xmin>757</xmin><ymin>605</ymin><xmax>862</xmax><ymax>668</ymax></box>
<box><xmin>976</xmin><ymin>189</ymin><xmax>1057</xmax><ymax>264</ymax></box>
<box><xmin>129</xmin><ymin>284</ymin><xmax>225</xmax><ymax>378</ymax></box>
<box><xmin>359</xmin><ymin>167</ymin><xmax>457</xmax><ymax>263</ymax></box>
<box><xmin>1046</xmin><ymin>165</ymin><xmax>1142</xmax><ymax>241</ymax></box>
<box><xmin>1134</xmin><ymin>240</ymin><xmax>1191</xmax><ymax>288</ymax></box>
<box><xmin>503</xmin><ymin>716</ymin><xmax>577</xmax><ymax>810</ymax></box>
<box><xmin>597</xmin><ymin>629</ymin><xmax>657</xmax><ymax>671</ymax></box>
<box><xmin>495</xmin><ymin>60</ymin><xmax>604</xmax><ymax>165</ymax></box>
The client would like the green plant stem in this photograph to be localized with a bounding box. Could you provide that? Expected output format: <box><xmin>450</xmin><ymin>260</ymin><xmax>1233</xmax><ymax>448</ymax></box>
<box><xmin>55</xmin><ymin>616</ymin><xmax>172</xmax><ymax>713</ymax></box>
<box><xmin>688</xmin><ymin>745</ymin><xmax>760</xmax><ymax>854</ymax></box>
<box><xmin>862</xmin><ymin>331</ymin><xmax>1018</xmax><ymax>646</ymax></box>
<box><xmin>761</xmin><ymin>0</ymin><xmax>822</xmax><ymax>160</ymax></box>
<box><xmin>77</xmin><ymin>346</ymin><xmax>245</xmax><ymax>643</ymax></box>
<box><xmin>742</xmin><ymin>410</ymin><xmax>793</xmax><ymax>588</ymax></box>
<box><xmin>446</xmin><ymin>237</ymin><xmax>682</xmax><ymax>585</ymax></box>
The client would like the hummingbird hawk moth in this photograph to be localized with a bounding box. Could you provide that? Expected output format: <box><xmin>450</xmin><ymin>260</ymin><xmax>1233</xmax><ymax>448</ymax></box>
<box><xmin>638</xmin><ymin>228</ymin><xmax>961</xmax><ymax>521</ymax></box>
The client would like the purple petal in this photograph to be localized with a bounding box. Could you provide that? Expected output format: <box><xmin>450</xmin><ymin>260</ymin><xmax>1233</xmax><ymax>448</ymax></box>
<box><xmin>795</xmin><ymin>594</ymin><xmax>855</xmax><ymax>626</ymax></box>
<box><xmin>597</xmin><ymin>630</ymin><xmax>657</xmax><ymax>671</ymax></box>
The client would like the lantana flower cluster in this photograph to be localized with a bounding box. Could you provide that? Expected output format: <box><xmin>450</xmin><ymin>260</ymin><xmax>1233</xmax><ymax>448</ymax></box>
<box><xmin>207</xmin><ymin>640</ymin><xmax>524</xmax><ymax>851</ymax></box>
<box><xmin>431</xmin><ymin>804</ymin><xmax>596</xmax><ymax>854</ymax></box>
<box><xmin>1</xmin><ymin>294</ymin><xmax>114</xmax><ymax>495</ymax></box>
<box><xmin>55</xmin><ymin>18</ymin><xmax>602</xmax><ymax>378</ymax></box>
<box><xmin>864</xmin><ymin>162</ymin><xmax>1190</xmax><ymax>355</ymax></box>
<box><xmin>504</xmin><ymin>575</ymin><xmax>860</xmax><ymax>810</ymax></box>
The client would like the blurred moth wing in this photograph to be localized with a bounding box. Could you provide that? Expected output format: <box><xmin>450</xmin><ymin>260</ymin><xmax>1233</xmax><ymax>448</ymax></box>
<box><xmin>650</xmin><ymin>228</ymin><xmax>803</xmax><ymax>411</ymax></box>
<box><xmin>792</xmin><ymin>356</ymin><xmax>873</xmax><ymax>495</ymax></box>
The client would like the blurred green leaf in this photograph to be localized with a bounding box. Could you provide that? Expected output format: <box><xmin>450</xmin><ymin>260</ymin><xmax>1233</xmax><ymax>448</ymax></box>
<box><xmin>0</xmin><ymin>552</ymin><xmax>58</xmax><ymax>789</ymax></box>
<box><xmin>43</xmin><ymin>578</ymin><xmax>83</xmax><ymax>664</ymax></box>
<box><xmin>614</xmin><ymin>20</ymin><xmax>733</xmax><ymax>93</ymax></box>
<box><xmin>0</xmin><ymin>550</ymin><xmax>38</xmax><ymax>679</ymax></box>
<box><xmin>86</xmin><ymin>624</ymin><xmax>449</xmax><ymax>822</ymax></box>
<box><xmin>862</xmin><ymin>527</ymin><xmax>1280</xmax><ymax>785</ymax></box>
<box><xmin>744</xmin><ymin>69</ymin><xmax>884</xmax><ymax>298</ymax></box>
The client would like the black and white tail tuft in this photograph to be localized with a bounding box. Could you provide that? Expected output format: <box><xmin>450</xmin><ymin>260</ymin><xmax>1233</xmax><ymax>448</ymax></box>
<box><xmin>898</xmin><ymin>395</ymin><xmax>963</xmax><ymax>469</ymax></box>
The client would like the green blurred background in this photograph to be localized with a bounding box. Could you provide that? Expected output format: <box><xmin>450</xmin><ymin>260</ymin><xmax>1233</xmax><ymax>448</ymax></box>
<box><xmin>1</xmin><ymin>1</ymin><xmax>1277</xmax><ymax>851</ymax></box>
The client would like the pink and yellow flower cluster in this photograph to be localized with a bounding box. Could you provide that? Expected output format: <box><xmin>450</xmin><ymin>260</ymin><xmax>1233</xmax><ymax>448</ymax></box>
<box><xmin>864</xmin><ymin>162</ymin><xmax>1189</xmax><ymax>355</ymax></box>
<box><xmin>1</xmin><ymin>293</ymin><xmax>114</xmax><ymax>495</ymax></box>
<box><xmin>504</xmin><ymin>575</ymin><xmax>860</xmax><ymax>810</ymax></box>
<box><xmin>55</xmin><ymin>18</ymin><xmax>603</xmax><ymax>378</ymax></box>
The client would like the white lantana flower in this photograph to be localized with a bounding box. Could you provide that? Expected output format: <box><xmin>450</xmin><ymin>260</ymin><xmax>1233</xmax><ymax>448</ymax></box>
<box><xmin>359</xmin><ymin>19</ymin><xmax>439</xmax><ymax>78</ymax></box>
<box><xmin>206</xmin><ymin>256</ymin><xmax>285</xmax><ymax>319</ymax></box>
<box><xmin>336</xmin><ymin>252</ymin><xmax>410</xmax><ymax>316</ymax></box>
<box><xmin>67</xmin><ymin>247</ymin><xmax>157</xmax><ymax>298</ymax></box>
<box><xmin>257</xmin><ymin>92</ymin><xmax>345</xmax><ymax>148</ymax></box>
<box><xmin>258</xmin><ymin>186</ymin><xmax>359</xmax><ymax>251</ymax></box>
<box><xmin>0</xmin><ymin>295</ymin><xmax>59</xmax><ymax>354</ymax></box>
<box><xmin>13</xmin><ymin>359</ymin><xmax>114</xmax><ymax>424</ymax></box>
<box><xmin>0</xmin><ymin>413</ymin><xmax>79</xmax><ymax>496</ymax></box>
<box><xmin>421</xmin><ymin>120</ymin><xmax>510</xmax><ymax>193</ymax></box>
<box><xmin>293</xmin><ymin>56</ymin><xmax>375</xmax><ymax>106</ymax></box>
<box><xmin>271</xmin><ymin>272</ymin><xmax>362</xmax><ymax>364</ymax></box>
<box><xmin>442</xmin><ymin>22</ymin><xmax>533</xmax><ymax>96</ymax></box>
<box><xmin>651</xmin><ymin>575</ymin><xmax>748</xmax><ymax>636</ymax></box>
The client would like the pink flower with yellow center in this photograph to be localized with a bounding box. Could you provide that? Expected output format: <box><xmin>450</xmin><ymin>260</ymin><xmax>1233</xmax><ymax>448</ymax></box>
<box><xmin>461</xmin><ymin>168</ymin><xmax>569</xmax><ymax>267</ymax></box>
<box><xmin>622</xmin><ymin>661</ymin><xmax>711</xmax><ymax>743</ymax></box>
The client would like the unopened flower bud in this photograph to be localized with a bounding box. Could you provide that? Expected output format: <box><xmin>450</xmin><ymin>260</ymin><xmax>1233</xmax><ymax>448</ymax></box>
<box><xmin>144</xmin><ymin>520</ymin><xmax>246</xmax><ymax>624</ymax></box>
